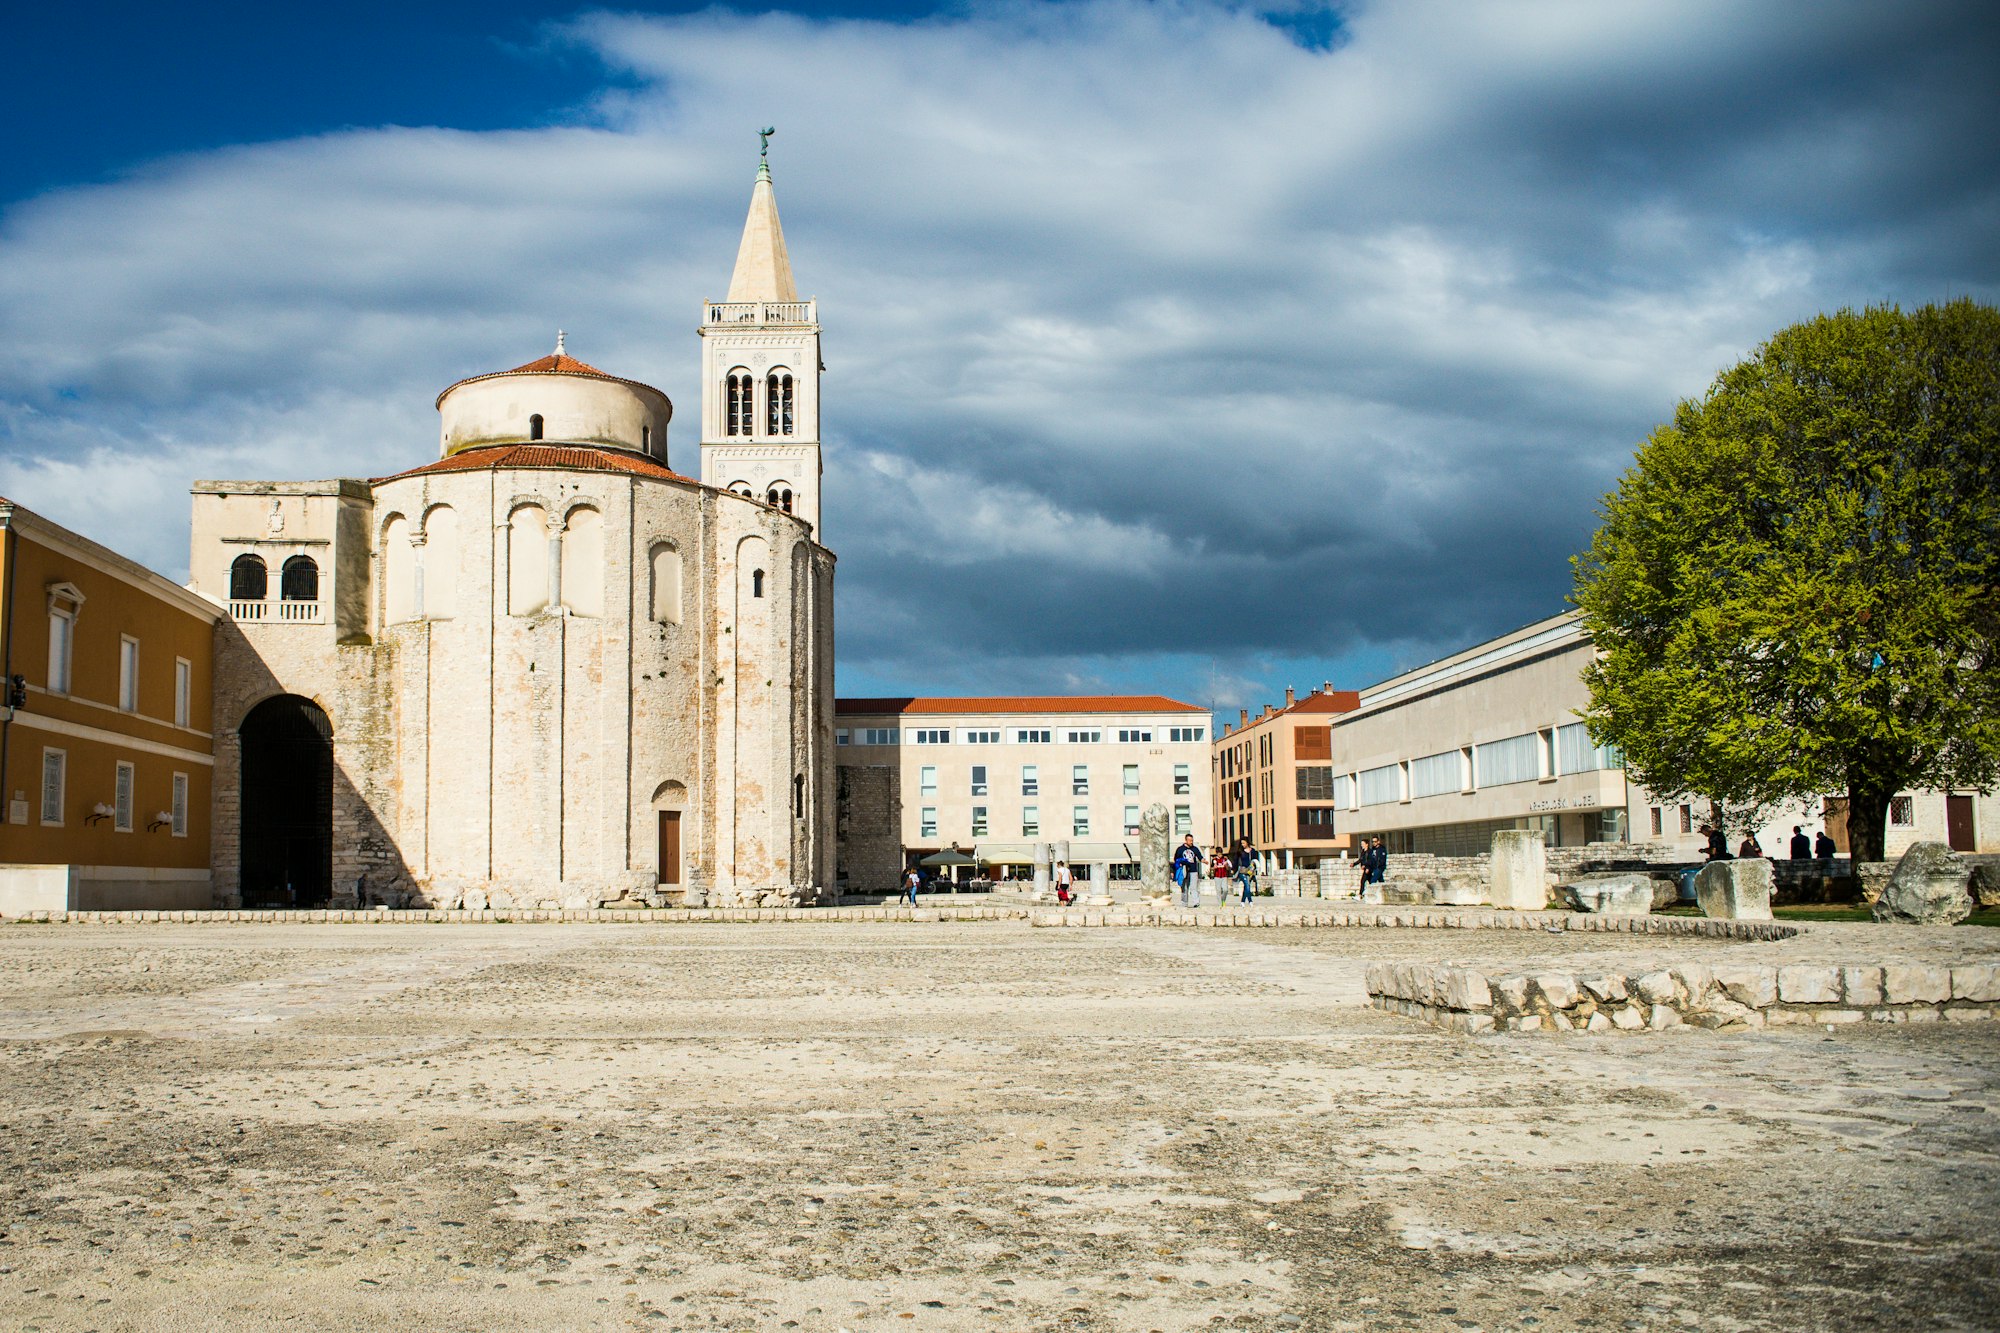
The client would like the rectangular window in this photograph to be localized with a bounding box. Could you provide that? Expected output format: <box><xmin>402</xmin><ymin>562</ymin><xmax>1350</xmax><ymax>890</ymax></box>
<box><xmin>861</xmin><ymin>728</ymin><xmax>898</xmax><ymax>746</ymax></box>
<box><xmin>1022</xmin><ymin>805</ymin><xmax>1040</xmax><ymax>836</ymax></box>
<box><xmin>971</xmin><ymin>805</ymin><xmax>989</xmax><ymax>836</ymax></box>
<box><xmin>1295</xmin><ymin>766</ymin><xmax>1334</xmax><ymax>800</ymax></box>
<box><xmin>1649</xmin><ymin>806</ymin><xmax>1663</xmax><ymax>836</ymax></box>
<box><xmin>1168</xmin><ymin>726</ymin><xmax>1204</xmax><ymax>743</ymax></box>
<box><xmin>114</xmin><ymin>761</ymin><xmax>135</xmax><ymax>832</ymax></box>
<box><xmin>1473</xmin><ymin>734</ymin><xmax>1541</xmax><ymax>787</ymax></box>
<box><xmin>1072</xmin><ymin>765</ymin><xmax>1089</xmax><ymax>795</ymax></box>
<box><xmin>40</xmin><ymin>748</ymin><xmax>65</xmax><ymax>825</ymax></box>
<box><xmin>970</xmin><ymin>765</ymin><xmax>988</xmax><ymax>796</ymax></box>
<box><xmin>1333</xmin><ymin>773</ymin><xmax>1353</xmax><ymax>807</ymax></box>
<box><xmin>1679</xmin><ymin>804</ymin><xmax>1694</xmax><ymax>834</ymax></box>
<box><xmin>1015</xmin><ymin>729</ymin><xmax>1050</xmax><ymax>744</ymax></box>
<box><xmin>47</xmin><ymin>609</ymin><xmax>73</xmax><ymax>694</ymax></box>
<box><xmin>1122</xmin><ymin>763</ymin><xmax>1139</xmax><ymax>795</ymax></box>
<box><xmin>1555</xmin><ymin>722</ymin><xmax>1622</xmax><ymax>775</ymax></box>
<box><xmin>1174</xmin><ymin>762</ymin><xmax>1191</xmax><ymax>796</ymax></box>
<box><xmin>962</xmin><ymin>729</ymin><xmax>1001</xmax><ymax>744</ymax></box>
<box><xmin>912</xmin><ymin>728</ymin><xmax>950</xmax><ymax>744</ymax></box>
<box><xmin>1298</xmin><ymin>806</ymin><xmax>1338</xmax><ymax>839</ymax></box>
<box><xmin>1117</xmin><ymin>728</ymin><xmax>1153</xmax><ymax>743</ymax></box>
<box><xmin>174</xmin><ymin>658</ymin><xmax>192</xmax><ymax>728</ymax></box>
<box><xmin>119</xmin><ymin>636</ymin><xmax>140</xmax><ymax>712</ymax></box>
<box><xmin>1295</xmin><ymin>726</ymin><xmax>1331</xmax><ymax>761</ymax></box>
<box><xmin>1359</xmin><ymin>764</ymin><xmax>1401</xmax><ymax>806</ymax></box>
<box><xmin>1174</xmin><ymin>804</ymin><xmax>1191</xmax><ymax>835</ymax></box>
<box><xmin>171</xmin><ymin>772</ymin><xmax>189</xmax><ymax>837</ymax></box>
<box><xmin>920</xmin><ymin>807</ymin><xmax>938</xmax><ymax>838</ymax></box>
<box><xmin>1123</xmin><ymin>803</ymin><xmax>1140</xmax><ymax>833</ymax></box>
<box><xmin>1072</xmin><ymin>806</ymin><xmax>1090</xmax><ymax>836</ymax></box>
<box><xmin>1407</xmin><ymin>751</ymin><xmax>1461</xmax><ymax>799</ymax></box>
<box><xmin>1021</xmin><ymin>765</ymin><xmax>1039</xmax><ymax>796</ymax></box>
<box><xmin>919</xmin><ymin>765</ymin><xmax>937</xmax><ymax>797</ymax></box>
<box><xmin>1066</xmin><ymin>729</ymin><xmax>1101</xmax><ymax>744</ymax></box>
<box><xmin>1889</xmin><ymin>795</ymin><xmax>1915</xmax><ymax>827</ymax></box>
<box><xmin>835</xmin><ymin>728</ymin><xmax>850</xmax><ymax>746</ymax></box>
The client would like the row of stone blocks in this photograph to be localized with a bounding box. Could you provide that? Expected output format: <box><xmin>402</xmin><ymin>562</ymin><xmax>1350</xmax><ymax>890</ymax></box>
<box><xmin>1367</xmin><ymin>960</ymin><xmax>2000</xmax><ymax>1034</ymax></box>
<box><xmin>1030</xmin><ymin>909</ymin><xmax>1794</xmax><ymax>939</ymax></box>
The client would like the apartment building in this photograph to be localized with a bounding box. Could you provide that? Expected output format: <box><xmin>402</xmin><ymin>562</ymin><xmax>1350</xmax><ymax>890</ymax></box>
<box><xmin>0</xmin><ymin>497</ymin><xmax>222</xmax><ymax>911</ymax></box>
<box><xmin>834</xmin><ymin>696</ymin><xmax>1214</xmax><ymax>892</ymax></box>
<box><xmin>1212</xmin><ymin>684</ymin><xmax>1361</xmax><ymax>867</ymax></box>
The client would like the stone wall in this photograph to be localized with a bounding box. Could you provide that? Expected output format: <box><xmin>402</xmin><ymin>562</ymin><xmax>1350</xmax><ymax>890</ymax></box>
<box><xmin>1370</xmin><ymin>960</ymin><xmax>2000</xmax><ymax>1034</ymax></box>
<box><xmin>836</xmin><ymin>763</ymin><xmax>903</xmax><ymax>895</ymax></box>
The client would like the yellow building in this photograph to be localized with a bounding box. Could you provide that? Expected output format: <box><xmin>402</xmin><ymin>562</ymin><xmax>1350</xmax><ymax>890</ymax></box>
<box><xmin>1213</xmin><ymin>684</ymin><xmax>1361</xmax><ymax>869</ymax></box>
<box><xmin>0</xmin><ymin>497</ymin><xmax>221</xmax><ymax>911</ymax></box>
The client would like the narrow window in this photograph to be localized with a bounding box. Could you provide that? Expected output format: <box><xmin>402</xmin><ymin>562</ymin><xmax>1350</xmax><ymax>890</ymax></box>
<box><xmin>970</xmin><ymin>765</ymin><xmax>988</xmax><ymax>797</ymax></box>
<box><xmin>793</xmin><ymin>774</ymin><xmax>805</xmax><ymax>819</ymax></box>
<box><xmin>642</xmin><ymin>424</ymin><xmax>652</xmax><ymax>452</ymax></box>
<box><xmin>1072</xmin><ymin>764</ymin><xmax>1089</xmax><ymax>795</ymax></box>
<box><xmin>1174</xmin><ymin>762</ymin><xmax>1190</xmax><ymax>795</ymax></box>
<box><xmin>766</xmin><ymin>371</ymin><xmax>795</xmax><ymax>435</ymax></box>
<box><xmin>650</xmin><ymin>545</ymin><xmax>683</xmax><ymax>624</ymax></box>
<box><xmin>423</xmin><ymin>506</ymin><xmax>459</xmax><ymax>619</ymax></box>
<box><xmin>383</xmin><ymin>516</ymin><xmax>414</xmax><ymax>623</ymax></box>
<box><xmin>560</xmin><ymin>508</ymin><xmax>604</xmax><ymax>617</ymax></box>
<box><xmin>1123</xmin><ymin>763</ymin><xmax>1139</xmax><ymax>795</ymax></box>
<box><xmin>114</xmin><ymin>761</ymin><xmax>135</xmax><ymax>832</ymax></box>
<box><xmin>47</xmin><ymin>608</ymin><xmax>73</xmax><ymax>693</ymax></box>
<box><xmin>1022</xmin><ymin>805</ymin><xmax>1040</xmax><ymax>836</ymax></box>
<box><xmin>726</xmin><ymin>370</ymin><xmax>753</xmax><ymax>436</ymax></box>
<box><xmin>529</xmin><ymin>414</ymin><xmax>545</xmax><ymax>441</ymax></box>
<box><xmin>171</xmin><ymin>772</ymin><xmax>189</xmax><ymax>837</ymax></box>
<box><xmin>972</xmin><ymin>805</ymin><xmax>989</xmax><ymax>836</ymax></box>
<box><xmin>1021</xmin><ymin>765</ymin><xmax>1038</xmax><ymax>796</ymax></box>
<box><xmin>174</xmin><ymin>658</ymin><xmax>192</xmax><ymax>727</ymax></box>
<box><xmin>921</xmin><ymin>807</ymin><xmax>938</xmax><ymax>839</ymax></box>
<box><xmin>281</xmin><ymin>555</ymin><xmax>318</xmax><ymax>602</ymax></box>
<box><xmin>229</xmin><ymin>553</ymin><xmax>267</xmax><ymax>601</ymax></box>
<box><xmin>40</xmin><ymin>748</ymin><xmax>65</xmax><ymax>825</ymax></box>
<box><xmin>119</xmin><ymin>636</ymin><xmax>139</xmax><ymax>712</ymax></box>
<box><xmin>751</xmin><ymin>569</ymin><xmax>765</xmax><ymax>598</ymax></box>
<box><xmin>507</xmin><ymin>506</ymin><xmax>549</xmax><ymax>615</ymax></box>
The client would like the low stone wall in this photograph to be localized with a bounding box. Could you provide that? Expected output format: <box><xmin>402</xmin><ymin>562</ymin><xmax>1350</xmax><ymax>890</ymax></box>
<box><xmin>1369</xmin><ymin>960</ymin><xmax>2000</xmax><ymax>1034</ymax></box>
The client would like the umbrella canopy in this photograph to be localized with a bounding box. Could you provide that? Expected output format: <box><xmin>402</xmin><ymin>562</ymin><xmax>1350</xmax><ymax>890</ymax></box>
<box><xmin>918</xmin><ymin>849</ymin><xmax>980</xmax><ymax>867</ymax></box>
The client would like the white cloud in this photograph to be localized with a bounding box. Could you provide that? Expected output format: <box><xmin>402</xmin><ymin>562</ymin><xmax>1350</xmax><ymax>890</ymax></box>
<box><xmin>1</xmin><ymin>0</ymin><xmax>1993</xmax><ymax>718</ymax></box>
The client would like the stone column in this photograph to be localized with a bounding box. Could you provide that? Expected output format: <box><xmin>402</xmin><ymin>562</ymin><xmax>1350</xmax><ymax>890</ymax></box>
<box><xmin>1032</xmin><ymin>841</ymin><xmax>1050</xmax><ymax>900</ymax></box>
<box><xmin>1140</xmin><ymin>803</ymin><xmax>1170</xmax><ymax>898</ymax></box>
<box><xmin>1490</xmin><ymin>829</ymin><xmax>1547</xmax><ymax>910</ymax></box>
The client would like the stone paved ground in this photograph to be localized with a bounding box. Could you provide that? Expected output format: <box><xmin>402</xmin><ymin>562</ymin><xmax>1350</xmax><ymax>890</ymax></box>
<box><xmin>0</xmin><ymin>922</ymin><xmax>1996</xmax><ymax>1333</ymax></box>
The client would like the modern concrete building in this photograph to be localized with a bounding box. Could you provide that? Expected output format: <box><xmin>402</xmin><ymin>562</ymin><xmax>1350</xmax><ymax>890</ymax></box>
<box><xmin>1212</xmin><ymin>684</ymin><xmax>1361</xmax><ymax>868</ymax></box>
<box><xmin>186</xmin><ymin>150</ymin><xmax>837</xmax><ymax>911</ymax></box>
<box><xmin>1288</xmin><ymin>611</ymin><xmax>1996</xmax><ymax>860</ymax></box>
<box><xmin>0</xmin><ymin>497</ymin><xmax>222</xmax><ymax>911</ymax></box>
<box><xmin>833</xmin><ymin>696</ymin><xmax>1214</xmax><ymax>892</ymax></box>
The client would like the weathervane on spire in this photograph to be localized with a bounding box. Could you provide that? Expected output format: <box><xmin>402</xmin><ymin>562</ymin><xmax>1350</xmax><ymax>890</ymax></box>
<box><xmin>759</xmin><ymin>127</ymin><xmax>775</xmax><ymax>161</ymax></box>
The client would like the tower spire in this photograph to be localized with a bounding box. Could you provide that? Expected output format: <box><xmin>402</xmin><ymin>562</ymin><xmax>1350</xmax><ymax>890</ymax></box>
<box><xmin>727</xmin><ymin>128</ymin><xmax>797</xmax><ymax>303</ymax></box>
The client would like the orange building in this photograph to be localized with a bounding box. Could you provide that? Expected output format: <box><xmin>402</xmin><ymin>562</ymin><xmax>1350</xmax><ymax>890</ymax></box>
<box><xmin>1213</xmin><ymin>684</ymin><xmax>1361</xmax><ymax>869</ymax></box>
<box><xmin>0</xmin><ymin>498</ymin><xmax>221</xmax><ymax>911</ymax></box>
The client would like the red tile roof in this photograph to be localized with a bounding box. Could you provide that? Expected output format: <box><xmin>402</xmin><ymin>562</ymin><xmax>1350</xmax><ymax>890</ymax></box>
<box><xmin>373</xmin><ymin>444</ymin><xmax>696</xmax><ymax>485</ymax></box>
<box><xmin>506</xmin><ymin>352</ymin><xmax>612</xmax><ymax>376</ymax></box>
<box><xmin>837</xmin><ymin>695</ymin><xmax>1205</xmax><ymax>716</ymax></box>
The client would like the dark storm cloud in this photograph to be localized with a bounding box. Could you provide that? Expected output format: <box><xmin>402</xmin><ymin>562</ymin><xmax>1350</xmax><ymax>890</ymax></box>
<box><xmin>1</xmin><ymin>0</ymin><xmax>1994</xmax><ymax>717</ymax></box>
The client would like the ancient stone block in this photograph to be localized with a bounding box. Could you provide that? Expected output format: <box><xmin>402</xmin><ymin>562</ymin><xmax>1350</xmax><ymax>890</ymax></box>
<box><xmin>1491</xmin><ymin>974</ymin><xmax>1531</xmax><ymax>1015</ymax></box>
<box><xmin>1647</xmin><ymin>1005</ymin><xmax>1683</xmax><ymax>1030</ymax></box>
<box><xmin>1578</xmin><ymin>973</ymin><xmax>1628</xmax><ymax>1003</ymax></box>
<box><xmin>1433</xmin><ymin>877</ymin><xmax>1488</xmax><ymax>906</ymax></box>
<box><xmin>1695</xmin><ymin>859</ymin><xmax>1773</xmax><ymax>921</ymax></box>
<box><xmin>1971</xmin><ymin>863</ymin><xmax>2000</xmax><ymax>908</ymax></box>
<box><xmin>1375</xmin><ymin>880</ymin><xmax>1435</xmax><ymax>906</ymax></box>
<box><xmin>1777</xmin><ymin>966</ymin><xmax>1841</xmax><ymax>1005</ymax></box>
<box><xmin>1584</xmin><ymin>1012</ymin><xmax>1613</xmax><ymax>1032</ymax></box>
<box><xmin>1633</xmin><ymin>970</ymin><xmax>1680</xmax><ymax>1005</ymax></box>
<box><xmin>1951</xmin><ymin>964</ymin><xmax>2000</xmax><ymax>1003</ymax></box>
<box><xmin>1873</xmin><ymin>842</ymin><xmax>1972</xmax><ymax>925</ymax></box>
<box><xmin>1558</xmin><ymin>873</ymin><xmax>1655</xmax><ymax>915</ymax></box>
<box><xmin>1530</xmin><ymin>973</ymin><xmax>1577</xmax><ymax>1010</ymax></box>
<box><xmin>1712</xmin><ymin>965</ymin><xmax>1777</xmax><ymax>1009</ymax></box>
<box><xmin>1610</xmin><ymin>1006</ymin><xmax>1645</xmax><ymax>1030</ymax></box>
<box><xmin>1441</xmin><ymin>969</ymin><xmax>1492</xmax><ymax>1012</ymax></box>
<box><xmin>1490</xmin><ymin>830</ymin><xmax>1547</xmax><ymax>910</ymax></box>
<box><xmin>1673</xmin><ymin>964</ymin><xmax>1715</xmax><ymax>1006</ymax></box>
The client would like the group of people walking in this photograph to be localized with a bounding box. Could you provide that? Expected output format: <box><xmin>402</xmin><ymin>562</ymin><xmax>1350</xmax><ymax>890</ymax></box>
<box><xmin>1172</xmin><ymin>835</ymin><xmax>1260</xmax><ymax>906</ymax></box>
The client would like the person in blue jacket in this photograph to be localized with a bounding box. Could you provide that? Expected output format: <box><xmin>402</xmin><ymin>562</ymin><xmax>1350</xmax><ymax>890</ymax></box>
<box><xmin>1172</xmin><ymin>835</ymin><xmax>1205</xmax><ymax>907</ymax></box>
<box><xmin>1231</xmin><ymin>838</ymin><xmax>1259</xmax><ymax>903</ymax></box>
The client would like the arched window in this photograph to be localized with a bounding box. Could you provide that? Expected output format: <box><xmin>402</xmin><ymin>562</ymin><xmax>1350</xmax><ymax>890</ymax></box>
<box><xmin>383</xmin><ymin>516</ymin><xmax>414</xmax><ymax>624</ymax></box>
<box><xmin>650</xmin><ymin>544</ymin><xmax>682</xmax><ymax>625</ymax></box>
<box><xmin>529</xmin><ymin>414</ymin><xmax>544</xmax><ymax>441</ymax></box>
<box><xmin>423</xmin><ymin>506</ymin><xmax>458</xmax><ymax>618</ymax></box>
<box><xmin>751</xmin><ymin>569</ymin><xmax>765</xmax><ymax>598</ymax></box>
<box><xmin>764</xmin><ymin>484</ymin><xmax>794</xmax><ymax>514</ymax></box>
<box><xmin>641</xmin><ymin>425</ymin><xmax>651</xmax><ymax>453</ymax></box>
<box><xmin>766</xmin><ymin>370</ymin><xmax>794</xmax><ymax>435</ymax></box>
<box><xmin>280</xmin><ymin>555</ymin><xmax>318</xmax><ymax>602</ymax></box>
<box><xmin>508</xmin><ymin>505</ymin><xmax>549</xmax><ymax>615</ymax></box>
<box><xmin>728</xmin><ymin>481</ymin><xmax>754</xmax><ymax>498</ymax></box>
<box><xmin>725</xmin><ymin>369</ymin><xmax>753</xmax><ymax>436</ymax></box>
<box><xmin>561</xmin><ymin>507</ymin><xmax>604</xmax><ymax>617</ymax></box>
<box><xmin>229</xmin><ymin>554</ymin><xmax>268</xmax><ymax>601</ymax></box>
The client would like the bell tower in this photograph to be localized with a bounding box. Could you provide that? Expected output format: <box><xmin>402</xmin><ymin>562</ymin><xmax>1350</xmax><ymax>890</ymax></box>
<box><xmin>700</xmin><ymin>132</ymin><xmax>824</xmax><ymax>536</ymax></box>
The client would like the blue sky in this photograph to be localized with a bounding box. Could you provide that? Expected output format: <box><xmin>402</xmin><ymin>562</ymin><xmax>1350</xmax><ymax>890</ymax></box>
<box><xmin>3</xmin><ymin>1</ymin><xmax>1996</xmax><ymax>720</ymax></box>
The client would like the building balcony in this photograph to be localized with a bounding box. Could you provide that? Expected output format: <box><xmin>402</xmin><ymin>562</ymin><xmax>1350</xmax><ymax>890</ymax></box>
<box><xmin>230</xmin><ymin>598</ymin><xmax>323</xmax><ymax>624</ymax></box>
<box><xmin>704</xmin><ymin>300</ymin><xmax>817</xmax><ymax>327</ymax></box>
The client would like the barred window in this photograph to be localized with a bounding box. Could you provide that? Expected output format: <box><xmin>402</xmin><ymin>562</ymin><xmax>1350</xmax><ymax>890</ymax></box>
<box><xmin>1296</xmin><ymin>766</ymin><xmax>1335</xmax><ymax>801</ymax></box>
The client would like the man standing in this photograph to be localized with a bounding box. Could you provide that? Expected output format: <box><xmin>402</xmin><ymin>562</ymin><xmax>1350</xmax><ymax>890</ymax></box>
<box><xmin>1814</xmin><ymin>829</ymin><xmax>1837</xmax><ymax>861</ymax></box>
<box><xmin>1232</xmin><ymin>838</ymin><xmax>1259</xmax><ymax>903</ymax></box>
<box><xmin>1789</xmin><ymin>825</ymin><xmax>1812</xmax><ymax>859</ymax></box>
<box><xmin>1172</xmin><ymin>835</ymin><xmax>1205</xmax><ymax>908</ymax></box>
<box><xmin>1369</xmin><ymin>837</ymin><xmax>1390</xmax><ymax>885</ymax></box>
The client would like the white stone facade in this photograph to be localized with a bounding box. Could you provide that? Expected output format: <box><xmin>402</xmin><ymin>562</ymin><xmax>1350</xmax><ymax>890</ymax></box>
<box><xmin>189</xmin><ymin>165</ymin><xmax>837</xmax><ymax>910</ymax></box>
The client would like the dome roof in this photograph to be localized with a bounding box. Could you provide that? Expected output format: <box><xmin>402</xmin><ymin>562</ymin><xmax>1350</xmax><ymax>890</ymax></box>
<box><xmin>433</xmin><ymin>334</ymin><xmax>672</xmax><ymax>463</ymax></box>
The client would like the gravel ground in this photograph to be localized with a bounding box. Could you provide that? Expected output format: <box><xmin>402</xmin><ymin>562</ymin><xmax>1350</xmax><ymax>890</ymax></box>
<box><xmin>0</xmin><ymin>921</ymin><xmax>1995</xmax><ymax>1332</ymax></box>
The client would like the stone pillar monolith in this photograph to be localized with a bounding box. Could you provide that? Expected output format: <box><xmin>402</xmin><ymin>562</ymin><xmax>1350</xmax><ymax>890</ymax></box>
<box><xmin>1140</xmin><ymin>803</ymin><xmax>1171</xmax><ymax>898</ymax></box>
<box><xmin>1032</xmin><ymin>841</ymin><xmax>1051</xmax><ymax>901</ymax></box>
<box><xmin>1490</xmin><ymin>829</ymin><xmax>1547</xmax><ymax>910</ymax></box>
<box><xmin>1695</xmin><ymin>858</ymin><xmax>1773</xmax><ymax>920</ymax></box>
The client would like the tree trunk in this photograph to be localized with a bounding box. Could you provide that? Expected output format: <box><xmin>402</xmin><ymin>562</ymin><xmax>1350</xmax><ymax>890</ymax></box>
<box><xmin>1845</xmin><ymin>782</ymin><xmax>1893</xmax><ymax>865</ymax></box>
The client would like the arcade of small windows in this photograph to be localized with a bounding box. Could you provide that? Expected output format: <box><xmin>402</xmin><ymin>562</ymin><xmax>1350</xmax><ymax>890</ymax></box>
<box><xmin>723</xmin><ymin>367</ymin><xmax>797</xmax><ymax>438</ymax></box>
<box><xmin>765</xmin><ymin>485</ymin><xmax>794</xmax><ymax>513</ymax></box>
<box><xmin>725</xmin><ymin>370</ymin><xmax>754</xmax><ymax>436</ymax></box>
<box><xmin>766</xmin><ymin>370</ymin><xmax>794</xmax><ymax>435</ymax></box>
<box><xmin>230</xmin><ymin>553</ymin><xmax>319</xmax><ymax>603</ymax></box>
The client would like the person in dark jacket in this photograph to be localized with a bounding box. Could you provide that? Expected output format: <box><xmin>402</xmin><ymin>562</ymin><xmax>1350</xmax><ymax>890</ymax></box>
<box><xmin>1814</xmin><ymin>830</ymin><xmax>1837</xmax><ymax>860</ymax></box>
<box><xmin>1231</xmin><ymin>838</ymin><xmax>1259</xmax><ymax>903</ymax></box>
<box><xmin>1172</xmin><ymin>835</ymin><xmax>1205</xmax><ymax>908</ymax></box>
<box><xmin>1699</xmin><ymin>824</ymin><xmax>1730</xmax><ymax>861</ymax></box>
<box><xmin>1789</xmin><ymin>826</ymin><xmax>1812</xmax><ymax>859</ymax></box>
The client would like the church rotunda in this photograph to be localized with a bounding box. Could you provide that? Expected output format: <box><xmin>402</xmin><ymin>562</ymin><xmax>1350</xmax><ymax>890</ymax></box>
<box><xmin>189</xmin><ymin>152</ymin><xmax>835</xmax><ymax>910</ymax></box>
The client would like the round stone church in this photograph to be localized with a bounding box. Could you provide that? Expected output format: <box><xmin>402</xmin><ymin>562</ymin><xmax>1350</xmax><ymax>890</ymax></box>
<box><xmin>189</xmin><ymin>155</ymin><xmax>835</xmax><ymax>909</ymax></box>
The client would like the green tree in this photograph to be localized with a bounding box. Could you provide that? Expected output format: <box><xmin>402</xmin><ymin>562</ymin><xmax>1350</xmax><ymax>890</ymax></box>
<box><xmin>1572</xmin><ymin>300</ymin><xmax>2000</xmax><ymax>863</ymax></box>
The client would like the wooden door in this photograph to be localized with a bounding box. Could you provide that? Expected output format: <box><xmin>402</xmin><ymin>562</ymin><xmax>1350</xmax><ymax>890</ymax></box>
<box><xmin>657</xmin><ymin>811</ymin><xmax>682</xmax><ymax>885</ymax></box>
<box><xmin>1947</xmin><ymin>794</ymin><xmax>1976</xmax><ymax>852</ymax></box>
<box><xmin>1821</xmin><ymin>797</ymin><xmax>1849</xmax><ymax>853</ymax></box>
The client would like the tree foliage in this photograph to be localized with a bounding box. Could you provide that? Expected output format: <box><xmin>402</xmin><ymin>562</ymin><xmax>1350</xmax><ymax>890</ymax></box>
<box><xmin>1572</xmin><ymin>300</ymin><xmax>2000</xmax><ymax>862</ymax></box>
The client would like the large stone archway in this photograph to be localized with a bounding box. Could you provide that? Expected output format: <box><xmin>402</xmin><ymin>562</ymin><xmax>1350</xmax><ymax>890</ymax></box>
<box><xmin>238</xmin><ymin>695</ymin><xmax>333</xmax><ymax>907</ymax></box>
